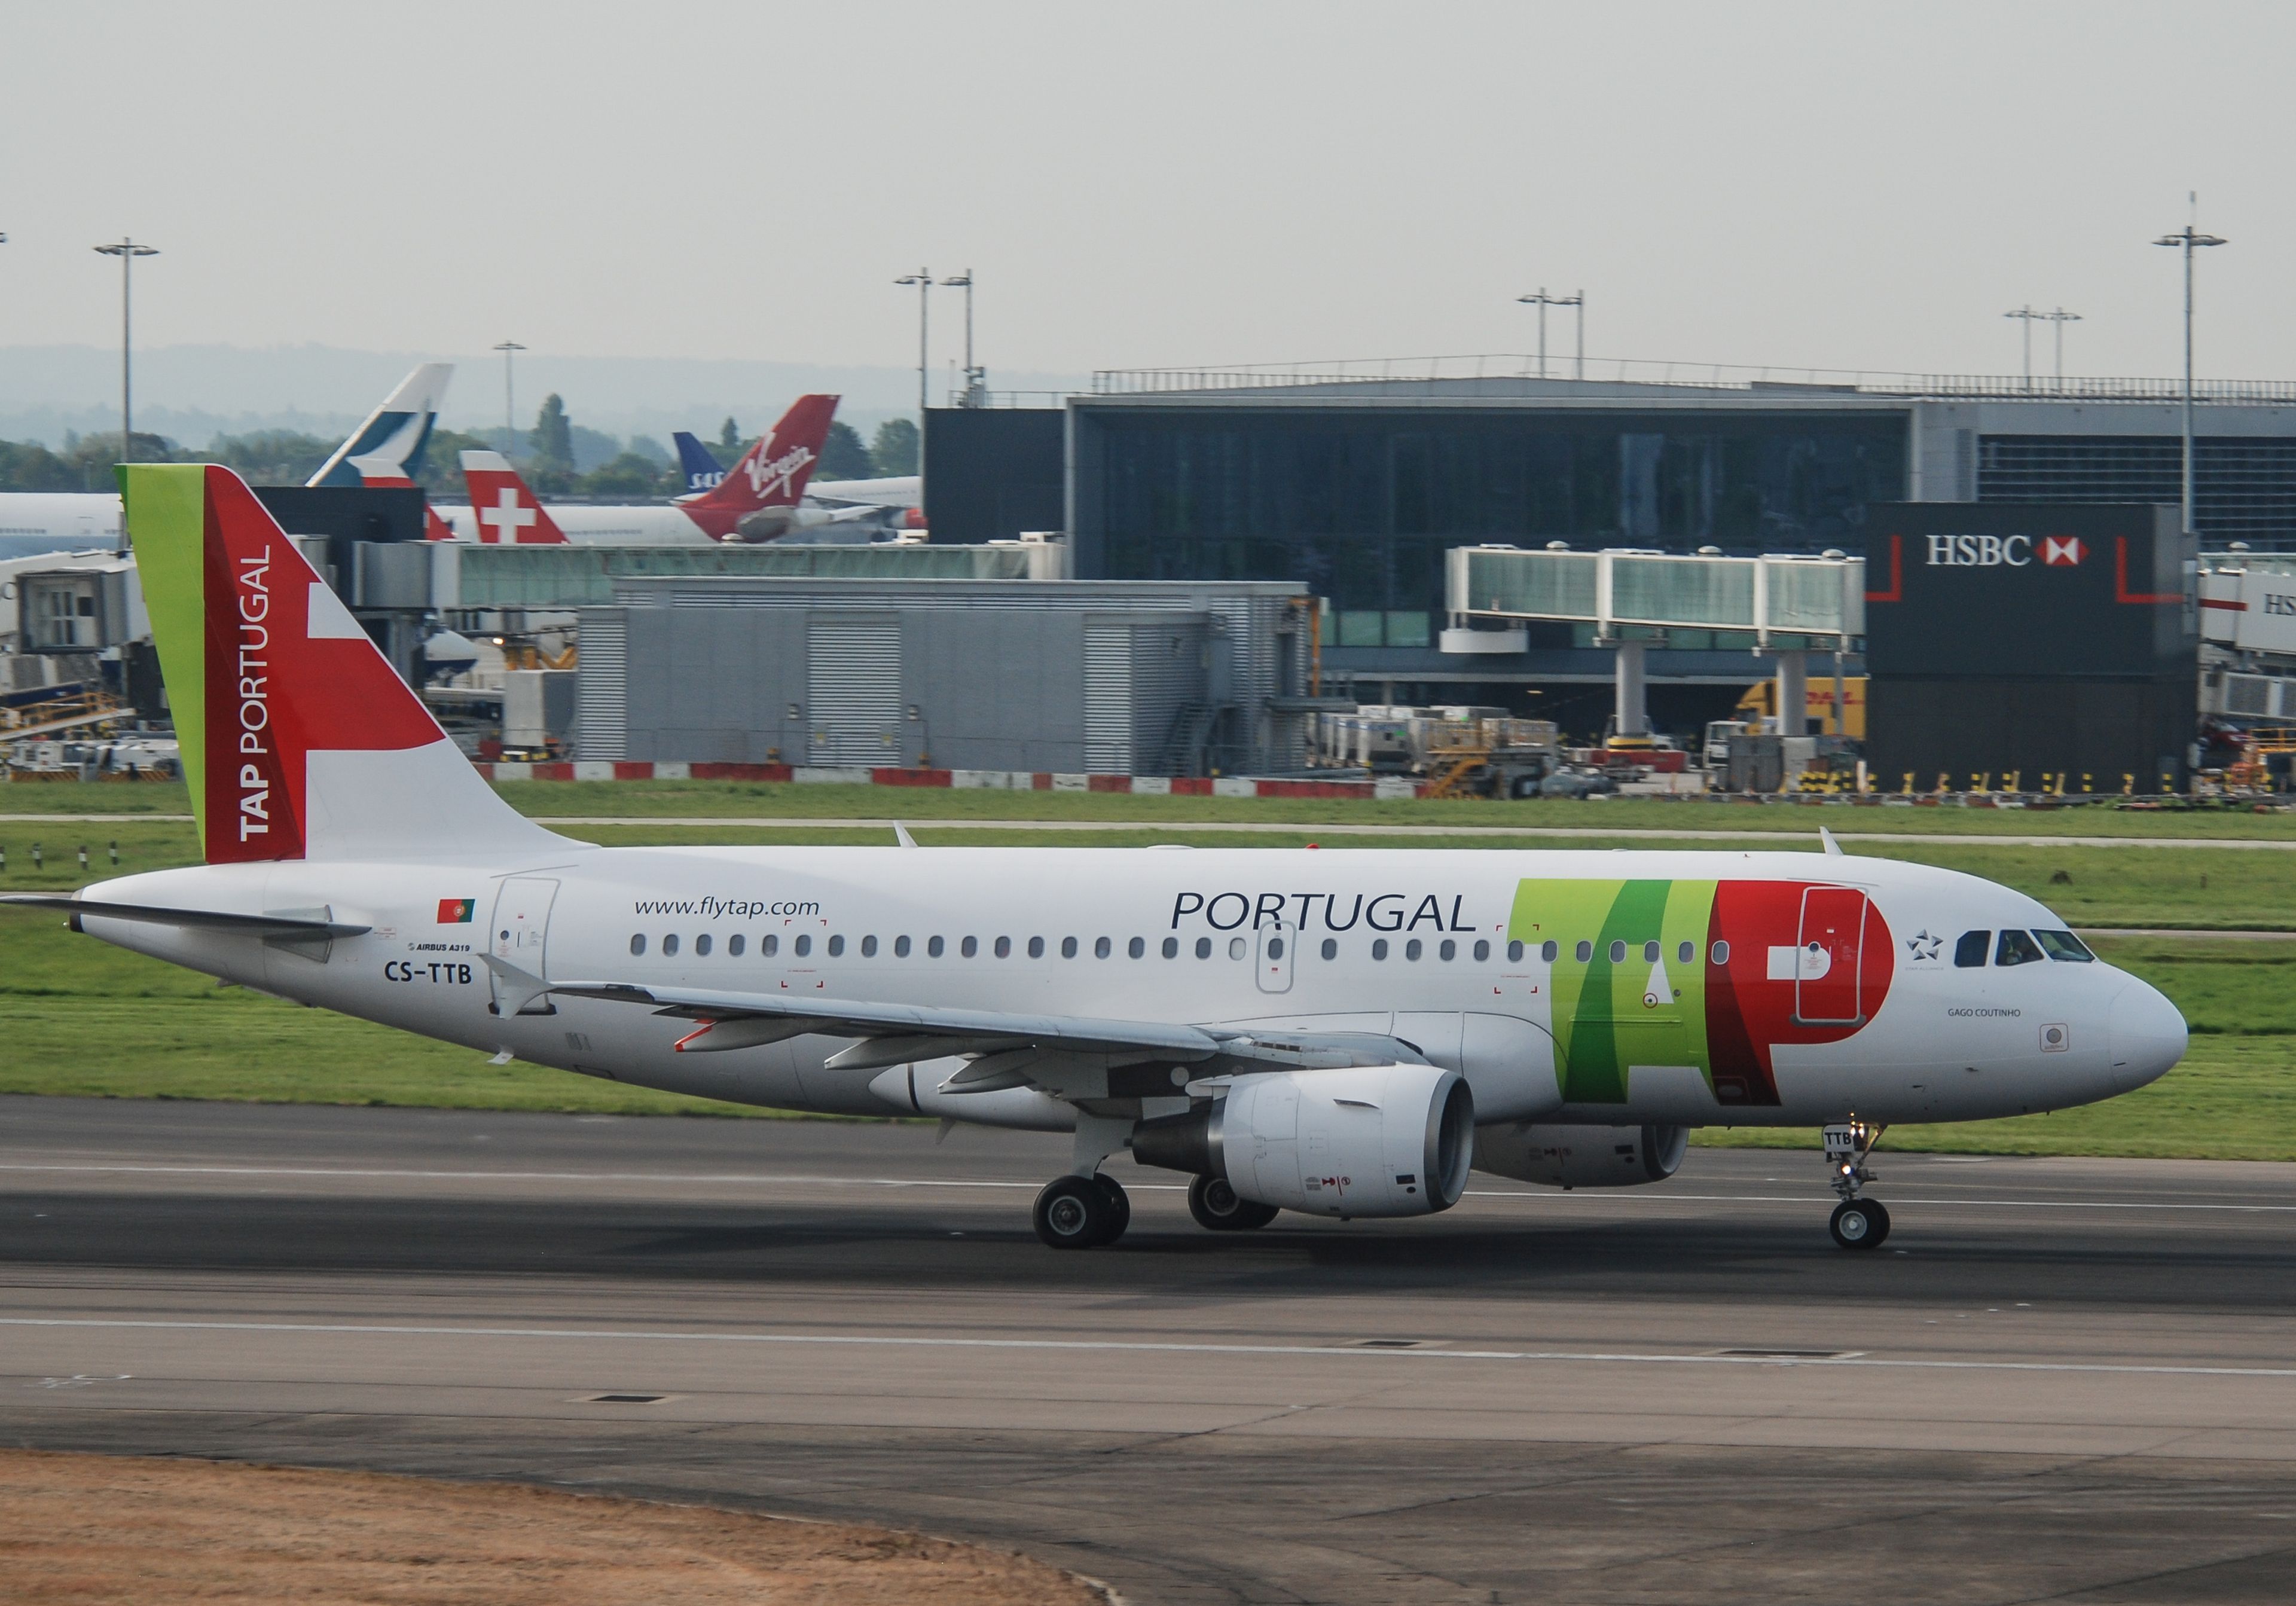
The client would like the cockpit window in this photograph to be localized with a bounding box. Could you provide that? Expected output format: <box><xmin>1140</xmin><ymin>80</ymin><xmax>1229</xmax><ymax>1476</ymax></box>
<box><xmin>1995</xmin><ymin>929</ymin><xmax>2045</xmax><ymax>967</ymax></box>
<box><xmin>2034</xmin><ymin>929</ymin><xmax>2095</xmax><ymax>963</ymax></box>
<box><xmin>1953</xmin><ymin>930</ymin><xmax>1990</xmax><ymax>968</ymax></box>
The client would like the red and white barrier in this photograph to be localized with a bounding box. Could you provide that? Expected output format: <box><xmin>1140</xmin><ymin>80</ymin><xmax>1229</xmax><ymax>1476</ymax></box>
<box><xmin>473</xmin><ymin>759</ymin><xmax>1427</xmax><ymax>800</ymax></box>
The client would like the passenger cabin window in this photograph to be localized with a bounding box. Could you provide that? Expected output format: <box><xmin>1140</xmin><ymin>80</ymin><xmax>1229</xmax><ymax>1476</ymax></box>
<box><xmin>961</xmin><ymin>936</ymin><xmax>978</xmax><ymax>958</ymax></box>
<box><xmin>994</xmin><ymin>936</ymin><xmax>1011</xmax><ymax>958</ymax></box>
<box><xmin>826</xmin><ymin>935</ymin><xmax>844</xmax><ymax>957</ymax></box>
<box><xmin>695</xmin><ymin>934</ymin><xmax>712</xmax><ymax>957</ymax></box>
<box><xmin>762</xmin><ymin>934</ymin><xmax>778</xmax><ymax>957</ymax></box>
<box><xmin>1609</xmin><ymin>941</ymin><xmax>1626</xmax><ymax>963</ymax></box>
<box><xmin>1320</xmin><ymin>938</ymin><xmax>1338</xmax><ymax>960</ymax></box>
<box><xmin>1164</xmin><ymin>937</ymin><xmax>1180</xmax><ymax>958</ymax></box>
<box><xmin>663</xmin><ymin>935</ymin><xmax>680</xmax><ymax>957</ymax></box>
<box><xmin>1260</xmin><ymin>936</ymin><xmax>1278</xmax><ymax>960</ymax></box>
<box><xmin>1095</xmin><ymin>936</ymin><xmax>1112</xmax><ymax>959</ymax></box>
<box><xmin>1954</xmin><ymin>930</ymin><xmax>1990</xmax><ymax>968</ymax></box>
<box><xmin>729</xmin><ymin>935</ymin><xmax>745</xmax><ymax>957</ymax></box>
<box><xmin>1371</xmin><ymin>939</ymin><xmax>1389</xmax><ymax>960</ymax></box>
<box><xmin>629</xmin><ymin>934</ymin><xmax>646</xmax><ymax>956</ymax></box>
<box><xmin>1678</xmin><ymin>941</ymin><xmax>1694</xmax><ymax>964</ymax></box>
<box><xmin>2035</xmin><ymin>929</ymin><xmax>2095</xmax><ymax>962</ymax></box>
<box><xmin>927</xmin><ymin>936</ymin><xmax>944</xmax><ymax>958</ymax></box>
<box><xmin>1061</xmin><ymin>936</ymin><xmax>1079</xmax><ymax>958</ymax></box>
<box><xmin>1709</xmin><ymin>940</ymin><xmax>1729</xmax><ymax>965</ymax></box>
<box><xmin>1576</xmin><ymin>941</ymin><xmax>1593</xmax><ymax>962</ymax></box>
<box><xmin>793</xmin><ymin>935</ymin><xmax>811</xmax><ymax>957</ymax></box>
<box><xmin>1642</xmin><ymin>941</ymin><xmax>1659</xmax><ymax>963</ymax></box>
<box><xmin>1195</xmin><ymin>937</ymin><xmax>1213</xmax><ymax>959</ymax></box>
<box><xmin>894</xmin><ymin>935</ymin><xmax>911</xmax><ymax>957</ymax></box>
<box><xmin>1438</xmin><ymin>939</ymin><xmax>1455</xmax><ymax>961</ymax></box>
<box><xmin>1532</xmin><ymin>941</ymin><xmax>1550</xmax><ymax>962</ymax></box>
<box><xmin>1228</xmin><ymin>936</ymin><xmax>1246</xmax><ymax>959</ymax></box>
<box><xmin>861</xmin><ymin>935</ymin><xmax>877</xmax><ymax>957</ymax></box>
<box><xmin>1405</xmin><ymin>939</ymin><xmax>1422</xmax><ymax>961</ymax></box>
<box><xmin>1473</xmin><ymin>939</ymin><xmax>1490</xmax><ymax>961</ymax></box>
<box><xmin>1996</xmin><ymin>929</ymin><xmax>2046</xmax><ymax>967</ymax></box>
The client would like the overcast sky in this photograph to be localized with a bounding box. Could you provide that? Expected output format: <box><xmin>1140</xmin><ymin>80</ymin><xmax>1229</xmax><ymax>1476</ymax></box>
<box><xmin>5</xmin><ymin>1</ymin><xmax>2292</xmax><ymax>389</ymax></box>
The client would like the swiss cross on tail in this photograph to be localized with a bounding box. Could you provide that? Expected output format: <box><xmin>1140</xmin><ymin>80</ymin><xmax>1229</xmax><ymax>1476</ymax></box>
<box><xmin>2041</xmin><ymin>535</ymin><xmax>2086</xmax><ymax>567</ymax></box>
<box><xmin>674</xmin><ymin>393</ymin><xmax>838</xmax><ymax>541</ymax></box>
<box><xmin>457</xmin><ymin>451</ymin><xmax>567</xmax><ymax>544</ymax></box>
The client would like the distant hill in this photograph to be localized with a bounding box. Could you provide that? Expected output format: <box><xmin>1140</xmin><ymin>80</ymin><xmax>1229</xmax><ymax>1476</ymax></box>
<box><xmin>0</xmin><ymin>344</ymin><xmax>1091</xmax><ymax>450</ymax></box>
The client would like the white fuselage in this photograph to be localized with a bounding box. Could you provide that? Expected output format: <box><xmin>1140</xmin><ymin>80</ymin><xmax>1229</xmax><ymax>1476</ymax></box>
<box><xmin>75</xmin><ymin>844</ymin><xmax>2185</xmax><ymax>1141</ymax></box>
<box><xmin>436</xmin><ymin>503</ymin><xmax>708</xmax><ymax>546</ymax></box>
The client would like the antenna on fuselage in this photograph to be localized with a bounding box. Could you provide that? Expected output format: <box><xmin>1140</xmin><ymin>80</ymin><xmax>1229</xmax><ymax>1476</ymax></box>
<box><xmin>1819</xmin><ymin>826</ymin><xmax>1845</xmax><ymax>857</ymax></box>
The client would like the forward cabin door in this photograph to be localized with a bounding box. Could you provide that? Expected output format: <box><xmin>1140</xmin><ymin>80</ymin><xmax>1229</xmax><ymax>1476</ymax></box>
<box><xmin>488</xmin><ymin>877</ymin><xmax>558</xmax><ymax>1014</ymax></box>
<box><xmin>1796</xmin><ymin>886</ymin><xmax>1867</xmax><ymax>1024</ymax></box>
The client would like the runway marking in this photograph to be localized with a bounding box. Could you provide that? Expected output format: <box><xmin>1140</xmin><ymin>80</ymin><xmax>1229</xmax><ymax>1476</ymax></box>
<box><xmin>2</xmin><ymin>1163</ymin><xmax>2289</xmax><ymax>1213</ymax></box>
<box><xmin>2</xmin><ymin>1315</ymin><xmax>2292</xmax><ymax>1381</ymax></box>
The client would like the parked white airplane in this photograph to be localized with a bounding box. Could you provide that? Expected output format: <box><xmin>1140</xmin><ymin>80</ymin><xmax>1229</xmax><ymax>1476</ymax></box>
<box><xmin>6</xmin><ymin>463</ymin><xmax>2189</xmax><ymax>1251</ymax></box>
<box><xmin>0</xmin><ymin>362</ymin><xmax>454</xmax><ymax>557</ymax></box>
<box><xmin>437</xmin><ymin>395</ymin><xmax>872</xmax><ymax>545</ymax></box>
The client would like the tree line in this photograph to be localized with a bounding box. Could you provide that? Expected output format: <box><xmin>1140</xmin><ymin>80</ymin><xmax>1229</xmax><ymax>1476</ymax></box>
<box><xmin>0</xmin><ymin>398</ymin><xmax>920</xmax><ymax>497</ymax></box>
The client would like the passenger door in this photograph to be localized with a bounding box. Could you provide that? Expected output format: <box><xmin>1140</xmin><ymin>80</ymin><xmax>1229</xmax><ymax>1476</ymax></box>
<box><xmin>488</xmin><ymin>877</ymin><xmax>558</xmax><ymax>1014</ymax></box>
<box><xmin>1796</xmin><ymin>886</ymin><xmax>1867</xmax><ymax>1024</ymax></box>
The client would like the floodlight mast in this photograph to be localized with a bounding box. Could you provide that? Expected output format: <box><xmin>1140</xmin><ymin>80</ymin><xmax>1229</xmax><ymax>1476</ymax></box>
<box><xmin>93</xmin><ymin>238</ymin><xmax>159</xmax><ymax>463</ymax></box>
<box><xmin>2154</xmin><ymin>197</ymin><xmax>2227</xmax><ymax>538</ymax></box>
<box><xmin>941</xmin><ymin>271</ymin><xmax>979</xmax><ymax>404</ymax></box>
<box><xmin>1516</xmin><ymin>288</ymin><xmax>1584</xmax><ymax>380</ymax></box>
<box><xmin>894</xmin><ymin>270</ymin><xmax>932</xmax><ymax>426</ymax></box>
<box><xmin>493</xmin><ymin>341</ymin><xmax>526</xmax><ymax>445</ymax></box>
<box><xmin>2045</xmin><ymin>307</ymin><xmax>2082</xmax><ymax>387</ymax></box>
<box><xmin>2004</xmin><ymin>306</ymin><xmax>2042</xmax><ymax>388</ymax></box>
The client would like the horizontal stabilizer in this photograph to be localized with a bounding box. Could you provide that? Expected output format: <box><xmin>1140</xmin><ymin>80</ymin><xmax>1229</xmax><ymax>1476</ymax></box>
<box><xmin>0</xmin><ymin>894</ymin><xmax>369</xmax><ymax>938</ymax></box>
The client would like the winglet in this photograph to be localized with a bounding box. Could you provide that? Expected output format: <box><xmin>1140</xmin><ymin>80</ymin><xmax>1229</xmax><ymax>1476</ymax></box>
<box><xmin>1819</xmin><ymin>826</ymin><xmax>1844</xmax><ymax>857</ymax></box>
<box><xmin>893</xmin><ymin>822</ymin><xmax>918</xmax><ymax>850</ymax></box>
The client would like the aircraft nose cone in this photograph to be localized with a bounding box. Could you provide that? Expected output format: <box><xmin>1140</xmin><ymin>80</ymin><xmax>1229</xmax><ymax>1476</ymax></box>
<box><xmin>2107</xmin><ymin>979</ymin><xmax>2187</xmax><ymax>1093</ymax></box>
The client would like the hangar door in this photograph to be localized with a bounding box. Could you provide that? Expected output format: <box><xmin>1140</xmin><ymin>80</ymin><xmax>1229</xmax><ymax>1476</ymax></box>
<box><xmin>807</xmin><ymin>616</ymin><xmax>902</xmax><ymax>765</ymax></box>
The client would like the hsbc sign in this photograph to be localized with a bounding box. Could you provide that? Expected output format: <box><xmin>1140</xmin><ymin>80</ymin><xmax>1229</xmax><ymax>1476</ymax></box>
<box><xmin>1924</xmin><ymin>533</ymin><xmax>2085</xmax><ymax>568</ymax></box>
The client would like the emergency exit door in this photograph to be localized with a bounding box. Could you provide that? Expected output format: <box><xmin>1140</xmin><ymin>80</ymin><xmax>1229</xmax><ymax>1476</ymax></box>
<box><xmin>1256</xmin><ymin>921</ymin><xmax>1296</xmax><ymax>994</ymax></box>
<box><xmin>489</xmin><ymin>877</ymin><xmax>558</xmax><ymax>1013</ymax></box>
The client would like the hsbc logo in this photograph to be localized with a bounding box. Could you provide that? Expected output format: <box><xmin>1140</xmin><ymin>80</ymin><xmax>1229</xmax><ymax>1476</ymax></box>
<box><xmin>1924</xmin><ymin>533</ymin><xmax>2086</xmax><ymax>568</ymax></box>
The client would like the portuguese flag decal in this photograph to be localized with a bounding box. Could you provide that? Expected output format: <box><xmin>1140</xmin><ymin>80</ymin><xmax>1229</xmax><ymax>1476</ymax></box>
<box><xmin>436</xmin><ymin>897</ymin><xmax>476</xmax><ymax>924</ymax></box>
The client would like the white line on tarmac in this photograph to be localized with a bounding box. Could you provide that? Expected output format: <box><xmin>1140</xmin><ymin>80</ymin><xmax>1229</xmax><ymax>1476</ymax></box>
<box><xmin>2</xmin><ymin>1162</ymin><xmax>2288</xmax><ymax>1212</ymax></box>
<box><xmin>1</xmin><ymin>1315</ymin><xmax>2290</xmax><ymax>1380</ymax></box>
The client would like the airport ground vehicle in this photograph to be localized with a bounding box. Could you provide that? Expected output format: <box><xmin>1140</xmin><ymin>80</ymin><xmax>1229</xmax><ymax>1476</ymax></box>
<box><xmin>7</xmin><ymin>465</ymin><xmax>2189</xmax><ymax>1253</ymax></box>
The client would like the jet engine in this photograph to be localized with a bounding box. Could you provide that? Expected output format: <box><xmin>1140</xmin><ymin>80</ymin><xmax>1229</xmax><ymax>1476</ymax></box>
<box><xmin>1132</xmin><ymin>1064</ymin><xmax>1474</xmax><ymax>1218</ymax></box>
<box><xmin>1473</xmin><ymin>1122</ymin><xmax>1689</xmax><ymax>1189</ymax></box>
<box><xmin>732</xmin><ymin>506</ymin><xmax>798</xmax><ymax>542</ymax></box>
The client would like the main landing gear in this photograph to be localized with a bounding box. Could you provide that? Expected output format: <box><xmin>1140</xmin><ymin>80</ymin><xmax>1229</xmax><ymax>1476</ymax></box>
<box><xmin>1033</xmin><ymin>1173</ymin><xmax>1131</xmax><ymax>1248</ymax></box>
<box><xmin>1823</xmin><ymin>1120</ymin><xmax>1891</xmax><ymax>1250</ymax></box>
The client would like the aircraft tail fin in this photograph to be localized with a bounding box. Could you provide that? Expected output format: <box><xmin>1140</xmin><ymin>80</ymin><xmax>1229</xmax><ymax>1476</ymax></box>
<box><xmin>677</xmin><ymin>395</ymin><xmax>838</xmax><ymax>540</ymax></box>
<box><xmin>119</xmin><ymin>463</ymin><xmax>566</xmax><ymax>865</ymax></box>
<box><xmin>672</xmin><ymin>431</ymin><xmax>726</xmax><ymax>496</ymax></box>
<box><xmin>457</xmin><ymin>451</ymin><xmax>568</xmax><ymax>544</ymax></box>
<box><xmin>308</xmin><ymin>362</ymin><xmax>453</xmax><ymax>490</ymax></box>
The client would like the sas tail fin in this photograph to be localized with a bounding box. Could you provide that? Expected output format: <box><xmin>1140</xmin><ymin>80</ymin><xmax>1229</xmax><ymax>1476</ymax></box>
<box><xmin>676</xmin><ymin>393</ymin><xmax>838</xmax><ymax>540</ymax></box>
<box><xmin>457</xmin><ymin>451</ymin><xmax>569</xmax><ymax>544</ymax></box>
<box><xmin>671</xmin><ymin>431</ymin><xmax>726</xmax><ymax>495</ymax></box>
<box><xmin>120</xmin><ymin>463</ymin><xmax>566</xmax><ymax>865</ymax></box>
<box><xmin>308</xmin><ymin>362</ymin><xmax>453</xmax><ymax>490</ymax></box>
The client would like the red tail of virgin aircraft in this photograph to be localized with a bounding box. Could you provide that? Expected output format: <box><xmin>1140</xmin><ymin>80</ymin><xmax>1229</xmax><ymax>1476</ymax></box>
<box><xmin>676</xmin><ymin>393</ymin><xmax>838</xmax><ymax>541</ymax></box>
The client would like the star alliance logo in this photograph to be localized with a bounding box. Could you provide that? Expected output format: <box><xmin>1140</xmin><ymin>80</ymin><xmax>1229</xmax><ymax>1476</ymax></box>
<box><xmin>1906</xmin><ymin>929</ymin><xmax>1941</xmax><ymax>961</ymax></box>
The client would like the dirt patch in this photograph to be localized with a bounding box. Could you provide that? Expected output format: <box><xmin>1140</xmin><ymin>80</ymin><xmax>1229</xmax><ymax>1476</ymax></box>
<box><xmin>0</xmin><ymin>1449</ymin><xmax>1104</xmax><ymax>1605</ymax></box>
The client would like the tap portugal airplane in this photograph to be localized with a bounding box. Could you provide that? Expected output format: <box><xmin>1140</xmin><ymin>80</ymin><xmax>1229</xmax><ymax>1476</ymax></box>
<box><xmin>4</xmin><ymin>465</ymin><xmax>2190</xmax><ymax>1251</ymax></box>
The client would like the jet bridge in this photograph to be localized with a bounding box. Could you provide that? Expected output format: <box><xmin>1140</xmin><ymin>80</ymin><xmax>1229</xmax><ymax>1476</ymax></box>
<box><xmin>1443</xmin><ymin>545</ymin><xmax>1864</xmax><ymax>739</ymax></box>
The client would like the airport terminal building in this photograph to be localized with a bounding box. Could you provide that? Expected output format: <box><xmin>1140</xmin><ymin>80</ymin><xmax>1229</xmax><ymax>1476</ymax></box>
<box><xmin>930</xmin><ymin>362</ymin><xmax>2296</xmax><ymax>707</ymax></box>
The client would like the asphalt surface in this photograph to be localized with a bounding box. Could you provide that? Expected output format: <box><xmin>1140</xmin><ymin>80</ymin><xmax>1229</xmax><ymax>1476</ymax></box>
<box><xmin>4</xmin><ymin>1095</ymin><xmax>2295</xmax><ymax>1604</ymax></box>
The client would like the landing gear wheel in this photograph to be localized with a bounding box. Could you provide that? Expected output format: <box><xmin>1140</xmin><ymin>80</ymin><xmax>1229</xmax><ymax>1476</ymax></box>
<box><xmin>1188</xmin><ymin>1174</ymin><xmax>1280</xmax><ymax>1232</ymax></box>
<box><xmin>1091</xmin><ymin>1174</ymin><xmax>1131</xmax><ymax>1245</ymax></box>
<box><xmin>1034</xmin><ymin>1176</ymin><xmax>1111</xmax><ymax>1249</ymax></box>
<box><xmin>1829</xmin><ymin>1198</ymin><xmax>1889</xmax><ymax>1250</ymax></box>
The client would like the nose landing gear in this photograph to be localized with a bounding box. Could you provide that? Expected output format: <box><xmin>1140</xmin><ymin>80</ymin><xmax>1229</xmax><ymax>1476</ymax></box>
<box><xmin>1823</xmin><ymin>1120</ymin><xmax>1891</xmax><ymax>1250</ymax></box>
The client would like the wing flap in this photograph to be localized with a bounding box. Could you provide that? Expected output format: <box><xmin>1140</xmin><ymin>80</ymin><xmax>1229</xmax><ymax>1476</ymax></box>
<box><xmin>0</xmin><ymin>895</ymin><xmax>370</xmax><ymax>938</ymax></box>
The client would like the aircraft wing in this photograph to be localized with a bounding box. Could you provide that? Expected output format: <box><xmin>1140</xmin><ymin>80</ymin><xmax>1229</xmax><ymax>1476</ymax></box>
<box><xmin>535</xmin><ymin>975</ymin><xmax>1431</xmax><ymax>1093</ymax></box>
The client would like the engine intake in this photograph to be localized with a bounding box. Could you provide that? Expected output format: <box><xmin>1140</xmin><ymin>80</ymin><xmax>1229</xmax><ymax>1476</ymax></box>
<box><xmin>1473</xmin><ymin>1122</ymin><xmax>1689</xmax><ymax>1189</ymax></box>
<box><xmin>1133</xmin><ymin>1064</ymin><xmax>1474</xmax><ymax>1218</ymax></box>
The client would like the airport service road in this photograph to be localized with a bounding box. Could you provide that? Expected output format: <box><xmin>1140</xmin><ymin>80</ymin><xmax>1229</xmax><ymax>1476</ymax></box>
<box><xmin>3</xmin><ymin>1099</ymin><xmax>2294</xmax><ymax>1605</ymax></box>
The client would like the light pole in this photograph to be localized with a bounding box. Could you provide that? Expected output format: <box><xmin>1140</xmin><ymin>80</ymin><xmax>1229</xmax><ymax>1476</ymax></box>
<box><xmin>941</xmin><ymin>270</ymin><xmax>979</xmax><ymax>404</ymax></box>
<box><xmin>492</xmin><ymin>341</ymin><xmax>526</xmax><ymax>450</ymax></box>
<box><xmin>93</xmin><ymin>238</ymin><xmax>158</xmax><ymax>462</ymax></box>
<box><xmin>2155</xmin><ymin>200</ymin><xmax>2227</xmax><ymax>538</ymax></box>
<box><xmin>894</xmin><ymin>269</ymin><xmax>932</xmax><ymax>426</ymax></box>
<box><xmin>2045</xmin><ymin>307</ymin><xmax>2081</xmax><ymax>388</ymax></box>
<box><xmin>1516</xmin><ymin>288</ymin><xmax>1583</xmax><ymax>380</ymax></box>
<box><xmin>2004</xmin><ymin>305</ymin><xmax>2042</xmax><ymax>388</ymax></box>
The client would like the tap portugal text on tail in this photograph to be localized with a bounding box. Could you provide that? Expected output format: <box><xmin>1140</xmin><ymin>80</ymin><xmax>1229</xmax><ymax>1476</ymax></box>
<box><xmin>3</xmin><ymin>463</ymin><xmax>2188</xmax><ymax>1251</ymax></box>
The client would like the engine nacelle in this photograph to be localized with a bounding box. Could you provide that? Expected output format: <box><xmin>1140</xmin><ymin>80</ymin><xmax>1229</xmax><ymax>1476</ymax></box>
<box><xmin>1132</xmin><ymin>1064</ymin><xmax>1474</xmax><ymax>1218</ymax></box>
<box><xmin>1473</xmin><ymin>1122</ymin><xmax>1689</xmax><ymax>1189</ymax></box>
<box><xmin>731</xmin><ymin>506</ymin><xmax>798</xmax><ymax>542</ymax></box>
